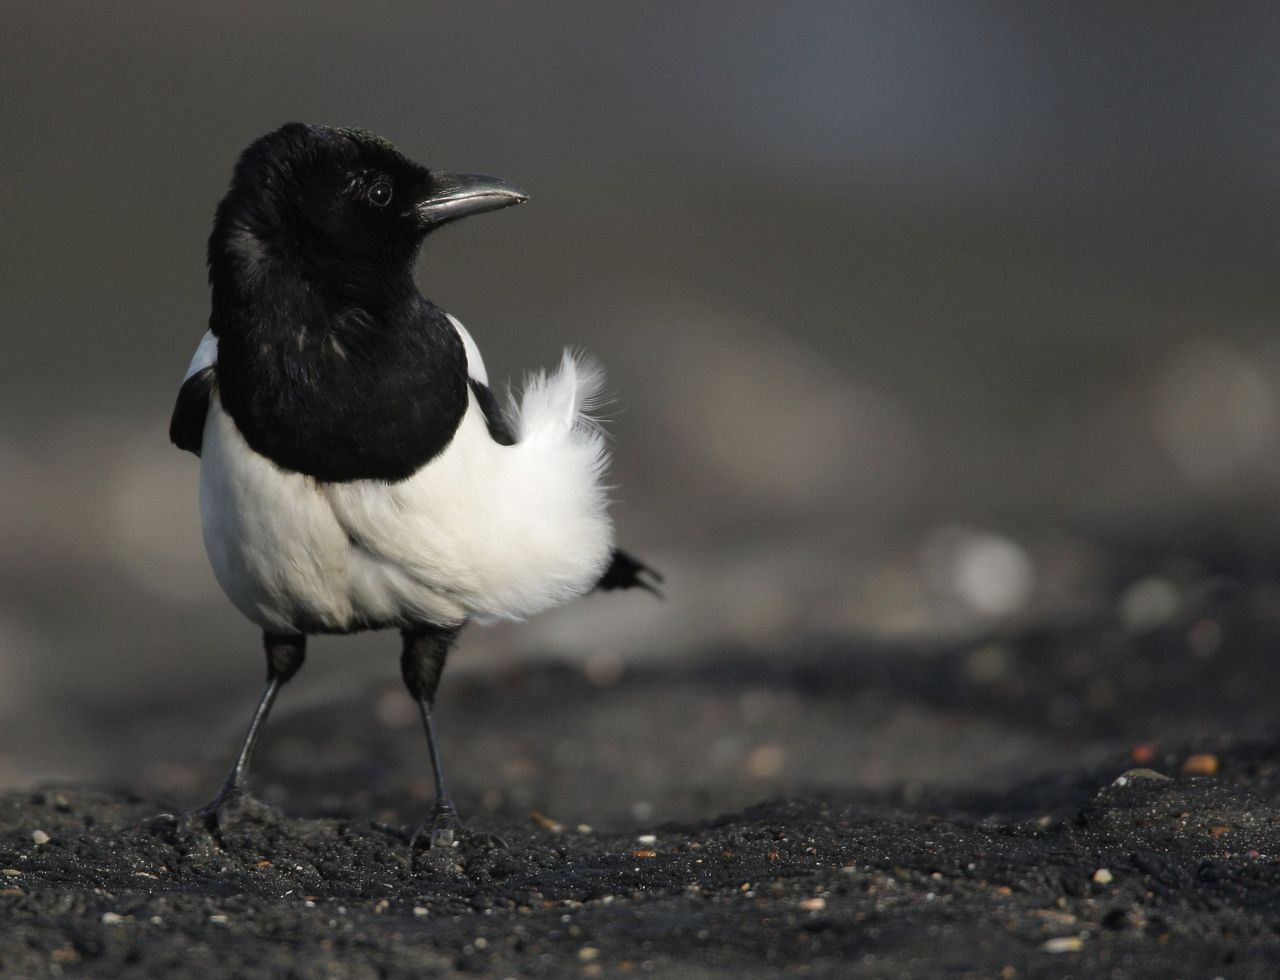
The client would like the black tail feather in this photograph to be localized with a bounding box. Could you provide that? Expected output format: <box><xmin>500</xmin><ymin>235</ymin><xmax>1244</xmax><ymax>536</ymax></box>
<box><xmin>595</xmin><ymin>549</ymin><xmax>664</xmax><ymax>599</ymax></box>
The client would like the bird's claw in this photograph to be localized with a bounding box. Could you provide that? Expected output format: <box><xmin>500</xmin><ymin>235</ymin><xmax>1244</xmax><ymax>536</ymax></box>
<box><xmin>410</xmin><ymin>808</ymin><xmax>507</xmax><ymax>852</ymax></box>
<box><xmin>159</xmin><ymin>789</ymin><xmax>283</xmax><ymax>834</ymax></box>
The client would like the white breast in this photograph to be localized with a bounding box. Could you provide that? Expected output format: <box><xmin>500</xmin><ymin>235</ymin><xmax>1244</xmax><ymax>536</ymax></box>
<box><xmin>197</xmin><ymin>350</ymin><xmax>613</xmax><ymax>635</ymax></box>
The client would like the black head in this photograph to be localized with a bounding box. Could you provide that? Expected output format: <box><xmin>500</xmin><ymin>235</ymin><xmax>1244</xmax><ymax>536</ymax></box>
<box><xmin>204</xmin><ymin>124</ymin><xmax>527</xmax><ymax>483</ymax></box>
<box><xmin>208</xmin><ymin>123</ymin><xmax>527</xmax><ymax>300</ymax></box>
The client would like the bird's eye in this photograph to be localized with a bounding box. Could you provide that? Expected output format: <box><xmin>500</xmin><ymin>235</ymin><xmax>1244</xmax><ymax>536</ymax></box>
<box><xmin>368</xmin><ymin>181</ymin><xmax>393</xmax><ymax>207</ymax></box>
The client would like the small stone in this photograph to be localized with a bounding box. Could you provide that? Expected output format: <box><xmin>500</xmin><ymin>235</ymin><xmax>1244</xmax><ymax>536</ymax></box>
<box><xmin>31</xmin><ymin>830</ymin><xmax>50</xmax><ymax>846</ymax></box>
<box><xmin>746</xmin><ymin>744</ymin><xmax>785</xmax><ymax>778</ymax></box>
<box><xmin>2</xmin><ymin>869</ymin><xmax>20</xmax><ymax>877</ymax></box>
<box><xmin>530</xmin><ymin>811</ymin><xmax>564</xmax><ymax>833</ymax></box>
<box><xmin>209</xmin><ymin>914</ymin><xmax>229</xmax><ymax>925</ymax></box>
<box><xmin>1092</xmin><ymin>868</ymin><xmax>1113</xmax><ymax>885</ymax></box>
<box><xmin>630</xmin><ymin>849</ymin><xmax>657</xmax><ymax>859</ymax></box>
<box><xmin>799</xmin><ymin>897</ymin><xmax>826</xmax><ymax>911</ymax></box>
<box><xmin>1130</xmin><ymin>743</ymin><xmax>1156</xmax><ymax>765</ymax></box>
<box><xmin>577</xmin><ymin>824</ymin><xmax>594</xmax><ymax>835</ymax></box>
<box><xmin>1182</xmin><ymin>753</ymin><xmax>1220</xmax><ymax>776</ymax></box>
<box><xmin>1113</xmin><ymin>768</ymin><xmax>1171</xmax><ymax>787</ymax></box>
<box><xmin>1119</xmin><ymin>577</ymin><xmax>1179</xmax><ymax>632</ymax></box>
<box><xmin>413</xmin><ymin>906</ymin><xmax>429</xmax><ymax>918</ymax></box>
<box><xmin>1041</xmin><ymin>935</ymin><xmax>1083</xmax><ymax>953</ymax></box>
<box><xmin>636</xmin><ymin>834</ymin><xmax>657</xmax><ymax>846</ymax></box>
<box><xmin>101</xmin><ymin>912</ymin><xmax>126</xmax><ymax>925</ymax></box>
<box><xmin>578</xmin><ymin>946</ymin><xmax>601</xmax><ymax>962</ymax></box>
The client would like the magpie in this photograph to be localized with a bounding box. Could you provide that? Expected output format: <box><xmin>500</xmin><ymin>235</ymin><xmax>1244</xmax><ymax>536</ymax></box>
<box><xmin>170</xmin><ymin>123</ymin><xmax>660</xmax><ymax>846</ymax></box>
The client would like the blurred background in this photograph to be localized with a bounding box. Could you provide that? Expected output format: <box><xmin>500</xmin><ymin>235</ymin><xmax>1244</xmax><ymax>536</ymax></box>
<box><xmin>3</xmin><ymin>3</ymin><xmax>1280</xmax><ymax>811</ymax></box>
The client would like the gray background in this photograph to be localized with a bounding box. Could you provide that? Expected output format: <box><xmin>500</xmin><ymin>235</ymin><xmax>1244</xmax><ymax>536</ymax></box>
<box><xmin>3</xmin><ymin>2</ymin><xmax>1279</xmax><ymax>789</ymax></box>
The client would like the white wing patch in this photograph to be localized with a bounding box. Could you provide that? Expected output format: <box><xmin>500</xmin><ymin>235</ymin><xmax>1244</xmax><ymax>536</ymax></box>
<box><xmin>184</xmin><ymin>330</ymin><xmax>218</xmax><ymax>381</ymax></box>
<box><xmin>447</xmin><ymin>314</ymin><xmax>488</xmax><ymax>386</ymax></box>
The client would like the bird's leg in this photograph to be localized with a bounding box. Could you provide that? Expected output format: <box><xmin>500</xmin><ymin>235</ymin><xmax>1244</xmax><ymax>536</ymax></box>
<box><xmin>402</xmin><ymin>624</ymin><xmax>503</xmax><ymax>849</ymax></box>
<box><xmin>189</xmin><ymin>631</ymin><xmax>306</xmax><ymax>831</ymax></box>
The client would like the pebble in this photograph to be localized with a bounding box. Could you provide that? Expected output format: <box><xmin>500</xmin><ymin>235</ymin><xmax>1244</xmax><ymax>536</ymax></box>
<box><xmin>31</xmin><ymin>830</ymin><xmax>49</xmax><ymax>846</ymax></box>
<box><xmin>1119</xmin><ymin>576</ymin><xmax>1179</xmax><ymax>632</ymax></box>
<box><xmin>413</xmin><ymin>906</ymin><xmax>429</xmax><ymax>918</ymax></box>
<box><xmin>799</xmin><ymin>897</ymin><xmax>826</xmax><ymax>911</ymax></box>
<box><xmin>578</xmin><ymin>947</ymin><xmax>601</xmax><ymax>962</ymax></box>
<box><xmin>530</xmin><ymin>811</ymin><xmax>565</xmax><ymax>833</ymax></box>
<box><xmin>636</xmin><ymin>834</ymin><xmax>657</xmax><ymax>846</ymax></box>
<box><xmin>1112</xmin><ymin>768</ymin><xmax>1170</xmax><ymax>787</ymax></box>
<box><xmin>209</xmin><ymin>914</ymin><xmax>229</xmax><ymax>925</ymax></box>
<box><xmin>1182</xmin><ymin>753</ymin><xmax>1220</xmax><ymax>776</ymax></box>
<box><xmin>1041</xmin><ymin>935</ymin><xmax>1084</xmax><ymax>953</ymax></box>
<box><xmin>101</xmin><ymin>912</ymin><xmax>126</xmax><ymax>926</ymax></box>
<box><xmin>1092</xmin><ymin>868</ymin><xmax>1113</xmax><ymax>885</ymax></box>
<box><xmin>747</xmin><ymin>744</ymin><xmax>785</xmax><ymax>779</ymax></box>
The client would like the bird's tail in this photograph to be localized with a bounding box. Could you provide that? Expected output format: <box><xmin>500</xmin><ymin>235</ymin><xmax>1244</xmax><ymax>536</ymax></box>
<box><xmin>451</xmin><ymin>350</ymin><xmax>613</xmax><ymax>621</ymax></box>
<box><xmin>511</xmin><ymin>350</ymin><xmax>609</xmax><ymax>458</ymax></box>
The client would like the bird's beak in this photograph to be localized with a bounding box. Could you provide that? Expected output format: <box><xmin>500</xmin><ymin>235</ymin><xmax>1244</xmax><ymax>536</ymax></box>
<box><xmin>413</xmin><ymin>172</ymin><xmax>529</xmax><ymax>229</ymax></box>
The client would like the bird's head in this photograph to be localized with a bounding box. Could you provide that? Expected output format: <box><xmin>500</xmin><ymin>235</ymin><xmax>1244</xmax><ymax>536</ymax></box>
<box><xmin>209</xmin><ymin>123</ymin><xmax>527</xmax><ymax>298</ymax></box>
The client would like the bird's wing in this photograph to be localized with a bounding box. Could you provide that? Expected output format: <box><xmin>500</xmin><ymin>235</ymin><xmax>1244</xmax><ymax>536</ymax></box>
<box><xmin>448</xmin><ymin>313</ymin><xmax>516</xmax><ymax>446</ymax></box>
<box><xmin>170</xmin><ymin>331</ymin><xmax>218</xmax><ymax>455</ymax></box>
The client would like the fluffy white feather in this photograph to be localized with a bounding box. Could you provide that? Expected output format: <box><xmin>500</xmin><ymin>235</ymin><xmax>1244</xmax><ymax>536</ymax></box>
<box><xmin>196</xmin><ymin>326</ymin><xmax>613</xmax><ymax>635</ymax></box>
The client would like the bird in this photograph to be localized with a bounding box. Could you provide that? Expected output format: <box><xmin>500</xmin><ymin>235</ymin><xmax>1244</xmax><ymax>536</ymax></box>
<box><xmin>169</xmin><ymin>123</ymin><xmax>660</xmax><ymax>847</ymax></box>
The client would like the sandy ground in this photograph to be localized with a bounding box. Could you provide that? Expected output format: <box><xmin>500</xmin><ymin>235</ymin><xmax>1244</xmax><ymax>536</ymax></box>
<box><xmin>4</xmin><ymin>558</ymin><xmax>1280</xmax><ymax>977</ymax></box>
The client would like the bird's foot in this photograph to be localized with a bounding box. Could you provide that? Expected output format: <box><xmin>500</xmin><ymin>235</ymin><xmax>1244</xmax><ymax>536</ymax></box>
<box><xmin>156</xmin><ymin>788</ymin><xmax>283</xmax><ymax>834</ymax></box>
<box><xmin>410</xmin><ymin>806</ymin><xmax>507</xmax><ymax>852</ymax></box>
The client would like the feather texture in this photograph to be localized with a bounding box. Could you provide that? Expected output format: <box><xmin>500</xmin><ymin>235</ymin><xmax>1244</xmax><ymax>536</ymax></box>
<box><xmin>194</xmin><ymin>322</ymin><xmax>614</xmax><ymax>635</ymax></box>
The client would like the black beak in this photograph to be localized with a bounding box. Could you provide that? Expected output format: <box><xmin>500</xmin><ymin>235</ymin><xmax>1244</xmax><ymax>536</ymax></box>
<box><xmin>413</xmin><ymin>172</ymin><xmax>528</xmax><ymax>228</ymax></box>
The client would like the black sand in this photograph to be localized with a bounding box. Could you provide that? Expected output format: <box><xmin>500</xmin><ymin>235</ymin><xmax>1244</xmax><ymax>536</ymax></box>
<box><xmin>4</xmin><ymin>573</ymin><xmax>1280</xmax><ymax>977</ymax></box>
